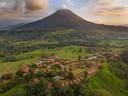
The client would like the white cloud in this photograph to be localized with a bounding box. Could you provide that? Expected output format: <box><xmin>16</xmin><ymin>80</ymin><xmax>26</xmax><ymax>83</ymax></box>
<box><xmin>25</xmin><ymin>0</ymin><xmax>48</xmax><ymax>11</ymax></box>
<box><xmin>61</xmin><ymin>0</ymin><xmax>71</xmax><ymax>9</ymax></box>
<box><xmin>89</xmin><ymin>0</ymin><xmax>128</xmax><ymax>16</ymax></box>
<box><xmin>0</xmin><ymin>0</ymin><xmax>48</xmax><ymax>15</ymax></box>
<box><xmin>0</xmin><ymin>2</ymin><xmax>7</xmax><ymax>8</ymax></box>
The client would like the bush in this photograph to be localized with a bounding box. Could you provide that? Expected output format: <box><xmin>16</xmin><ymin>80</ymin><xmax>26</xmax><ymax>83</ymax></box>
<box><xmin>30</xmin><ymin>63</ymin><xmax>37</xmax><ymax>68</ymax></box>
<box><xmin>52</xmin><ymin>86</ymin><xmax>74</xmax><ymax>96</ymax></box>
<box><xmin>0</xmin><ymin>79</ymin><xmax>16</xmax><ymax>93</ymax></box>
<box><xmin>36</xmin><ymin>71</ymin><xmax>45</xmax><ymax>77</ymax></box>
<box><xmin>16</xmin><ymin>70</ymin><xmax>24</xmax><ymax>78</ymax></box>
<box><xmin>0</xmin><ymin>51</ymin><xmax>5</xmax><ymax>57</ymax></box>
<box><xmin>121</xmin><ymin>50</ymin><xmax>128</xmax><ymax>64</ymax></box>
<box><xmin>26</xmin><ymin>79</ymin><xmax>50</xmax><ymax>96</ymax></box>
<box><xmin>1</xmin><ymin>73</ymin><xmax>13</xmax><ymax>80</ymax></box>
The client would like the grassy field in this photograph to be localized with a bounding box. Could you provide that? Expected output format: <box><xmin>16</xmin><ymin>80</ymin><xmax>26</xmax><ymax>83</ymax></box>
<box><xmin>1</xmin><ymin>57</ymin><xmax>128</xmax><ymax>96</ymax></box>
<box><xmin>0</xmin><ymin>84</ymin><xmax>26</xmax><ymax>96</ymax></box>
<box><xmin>0</xmin><ymin>46</ymin><xmax>89</xmax><ymax>75</ymax></box>
<box><xmin>97</xmin><ymin>39</ymin><xmax>128</xmax><ymax>47</ymax></box>
<box><xmin>0</xmin><ymin>45</ymin><xmax>128</xmax><ymax>96</ymax></box>
<box><xmin>86</xmin><ymin>62</ymin><xmax>128</xmax><ymax>96</ymax></box>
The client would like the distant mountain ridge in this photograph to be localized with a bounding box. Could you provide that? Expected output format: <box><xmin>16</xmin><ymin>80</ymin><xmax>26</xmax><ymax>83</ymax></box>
<box><xmin>9</xmin><ymin>9</ymin><xmax>128</xmax><ymax>40</ymax></box>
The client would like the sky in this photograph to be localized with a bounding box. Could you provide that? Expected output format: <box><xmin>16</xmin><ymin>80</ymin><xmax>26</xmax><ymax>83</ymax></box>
<box><xmin>0</xmin><ymin>0</ymin><xmax>128</xmax><ymax>28</ymax></box>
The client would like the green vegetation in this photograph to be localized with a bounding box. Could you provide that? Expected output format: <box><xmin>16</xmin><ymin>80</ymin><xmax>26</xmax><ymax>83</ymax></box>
<box><xmin>86</xmin><ymin>63</ymin><xmax>128</xmax><ymax>96</ymax></box>
<box><xmin>0</xmin><ymin>11</ymin><xmax>128</xmax><ymax>96</ymax></box>
<box><xmin>0</xmin><ymin>38</ymin><xmax>128</xmax><ymax>96</ymax></box>
<box><xmin>0</xmin><ymin>84</ymin><xmax>26</xmax><ymax>96</ymax></box>
<box><xmin>97</xmin><ymin>39</ymin><xmax>128</xmax><ymax>47</ymax></box>
<box><xmin>0</xmin><ymin>58</ymin><xmax>128</xmax><ymax>96</ymax></box>
<box><xmin>0</xmin><ymin>46</ymin><xmax>88</xmax><ymax>75</ymax></box>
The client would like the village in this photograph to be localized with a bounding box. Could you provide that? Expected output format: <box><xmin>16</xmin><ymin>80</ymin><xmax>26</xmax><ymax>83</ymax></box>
<box><xmin>15</xmin><ymin>53</ymin><xmax>118</xmax><ymax>87</ymax></box>
<box><xmin>0</xmin><ymin>51</ymin><xmax>120</xmax><ymax>89</ymax></box>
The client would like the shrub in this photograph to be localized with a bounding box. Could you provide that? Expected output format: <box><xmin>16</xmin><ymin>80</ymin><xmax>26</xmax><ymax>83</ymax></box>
<box><xmin>16</xmin><ymin>70</ymin><xmax>24</xmax><ymax>78</ymax></box>
<box><xmin>121</xmin><ymin>50</ymin><xmax>128</xmax><ymax>64</ymax></box>
<box><xmin>0</xmin><ymin>51</ymin><xmax>5</xmax><ymax>57</ymax></box>
<box><xmin>52</xmin><ymin>86</ymin><xmax>74</xmax><ymax>96</ymax></box>
<box><xmin>1</xmin><ymin>73</ymin><xmax>13</xmax><ymax>80</ymax></box>
<box><xmin>0</xmin><ymin>79</ymin><xmax>16</xmax><ymax>93</ymax></box>
<box><xmin>36</xmin><ymin>71</ymin><xmax>45</xmax><ymax>77</ymax></box>
<box><xmin>26</xmin><ymin>79</ymin><xmax>50</xmax><ymax>96</ymax></box>
<box><xmin>30</xmin><ymin>63</ymin><xmax>37</xmax><ymax>68</ymax></box>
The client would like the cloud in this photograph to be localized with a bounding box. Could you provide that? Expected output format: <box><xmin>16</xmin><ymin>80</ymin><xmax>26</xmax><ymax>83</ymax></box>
<box><xmin>91</xmin><ymin>0</ymin><xmax>128</xmax><ymax>16</ymax></box>
<box><xmin>61</xmin><ymin>0</ymin><xmax>70</xmax><ymax>9</ymax></box>
<box><xmin>0</xmin><ymin>0</ymin><xmax>128</xmax><ymax>26</ymax></box>
<box><xmin>0</xmin><ymin>2</ymin><xmax>7</xmax><ymax>8</ymax></box>
<box><xmin>83</xmin><ymin>0</ymin><xmax>128</xmax><ymax>25</ymax></box>
<box><xmin>0</xmin><ymin>0</ymin><xmax>48</xmax><ymax>18</ymax></box>
<box><xmin>25</xmin><ymin>0</ymin><xmax>48</xmax><ymax>11</ymax></box>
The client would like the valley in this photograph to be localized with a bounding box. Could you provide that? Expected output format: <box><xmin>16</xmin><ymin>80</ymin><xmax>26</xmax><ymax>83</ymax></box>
<box><xmin>0</xmin><ymin>45</ymin><xmax>128</xmax><ymax>96</ymax></box>
<box><xmin>0</xmin><ymin>9</ymin><xmax>127</xmax><ymax>96</ymax></box>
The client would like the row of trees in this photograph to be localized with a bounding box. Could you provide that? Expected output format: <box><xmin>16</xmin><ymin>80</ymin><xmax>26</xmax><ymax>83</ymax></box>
<box><xmin>26</xmin><ymin>78</ymin><xmax>93</xmax><ymax>96</ymax></box>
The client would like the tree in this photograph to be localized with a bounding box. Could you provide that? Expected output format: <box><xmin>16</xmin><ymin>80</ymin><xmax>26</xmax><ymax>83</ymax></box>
<box><xmin>73</xmin><ymin>83</ymin><xmax>91</xmax><ymax>96</ymax></box>
<box><xmin>67</xmin><ymin>71</ymin><xmax>75</xmax><ymax>87</ymax></box>
<box><xmin>79</xmin><ymin>48</ymin><xmax>82</xmax><ymax>53</ymax></box>
<box><xmin>25</xmin><ymin>71</ymin><xmax>33</xmax><ymax>81</ymax></box>
<box><xmin>30</xmin><ymin>63</ymin><xmax>37</xmax><ymax>68</ymax></box>
<box><xmin>84</xmin><ymin>71</ymin><xmax>88</xmax><ymax>78</ymax></box>
<box><xmin>78</xmin><ymin>56</ymin><xmax>82</xmax><ymax>61</ymax></box>
<box><xmin>121</xmin><ymin>50</ymin><xmax>128</xmax><ymax>64</ymax></box>
<box><xmin>0</xmin><ymin>51</ymin><xmax>5</xmax><ymax>57</ymax></box>
<box><xmin>26</xmin><ymin>79</ymin><xmax>51</xmax><ymax>96</ymax></box>
<box><xmin>52</xmin><ymin>86</ymin><xmax>74</xmax><ymax>96</ymax></box>
<box><xmin>36</xmin><ymin>71</ymin><xmax>46</xmax><ymax>77</ymax></box>
<box><xmin>0</xmin><ymin>79</ymin><xmax>16</xmax><ymax>94</ymax></box>
<box><xmin>16</xmin><ymin>70</ymin><xmax>24</xmax><ymax>78</ymax></box>
<box><xmin>68</xmin><ymin>72</ymin><xmax>75</xmax><ymax>81</ymax></box>
<box><xmin>1</xmin><ymin>73</ymin><xmax>13</xmax><ymax>80</ymax></box>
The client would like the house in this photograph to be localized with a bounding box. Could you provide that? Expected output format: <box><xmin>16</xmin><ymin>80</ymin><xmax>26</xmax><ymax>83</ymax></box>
<box><xmin>48</xmin><ymin>82</ymin><xmax>53</xmax><ymax>88</ymax></box>
<box><xmin>53</xmin><ymin>76</ymin><xmax>64</xmax><ymax>81</ymax></box>
<box><xmin>107</xmin><ymin>52</ymin><xmax>119</xmax><ymax>61</ymax></box>
<box><xmin>88</xmin><ymin>56</ymin><xmax>97</xmax><ymax>60</ymax></box>
<box><xmin>87</xmin><ymin>68</ymin><xmax>96</xmax><ymax>75</ymax></box>
<box><xmin>96</xmin><ymin>62</ymin><xmax>101</xmax><ymax>68</ymax></box>
<box><xmin>59</xmin><ymin>64</ymin><xmax>65</xmax><ymax>71</ymax></box>
<box><xmin>21</xmin><ymin>65</ymin><xmax>30</xmax><ymax>73</ymax></box>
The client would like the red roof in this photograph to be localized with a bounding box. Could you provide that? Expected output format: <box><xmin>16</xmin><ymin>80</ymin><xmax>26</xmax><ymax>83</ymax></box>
<box><xmin>22</xmin><ymin>65</ymin><xmax>30</xmax><ymax>73</ymax></box>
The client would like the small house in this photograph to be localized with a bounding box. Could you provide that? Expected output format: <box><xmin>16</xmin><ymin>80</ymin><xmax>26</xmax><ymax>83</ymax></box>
<box><xmin>21</xmin><ymin>65</ymin><xmax>30</xmax><ymax>73</ymax></box>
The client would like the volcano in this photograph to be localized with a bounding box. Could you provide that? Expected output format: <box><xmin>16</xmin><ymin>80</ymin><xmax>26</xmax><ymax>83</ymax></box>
<box><xmin>16</xmin><ymin>9</ymin><xmax>97</xmax><ymax>30</ymax></box>
<box><xmin>11</xmin><ymin>9</ymin><xmax>128</xmax><ymax>39</ymax></box>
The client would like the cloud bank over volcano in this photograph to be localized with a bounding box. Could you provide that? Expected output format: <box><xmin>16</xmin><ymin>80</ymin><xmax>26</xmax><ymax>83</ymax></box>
<box><xmin>0</xmin><ymin>0</ymin><xmax>48</xmax><ymax>15</ymax></box>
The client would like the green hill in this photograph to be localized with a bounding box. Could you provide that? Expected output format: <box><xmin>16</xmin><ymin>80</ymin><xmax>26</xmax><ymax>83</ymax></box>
<box><xmin>0</xmin><ymin>46</ymin><xmax>128</xmax><ymax>96</ymax></box>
